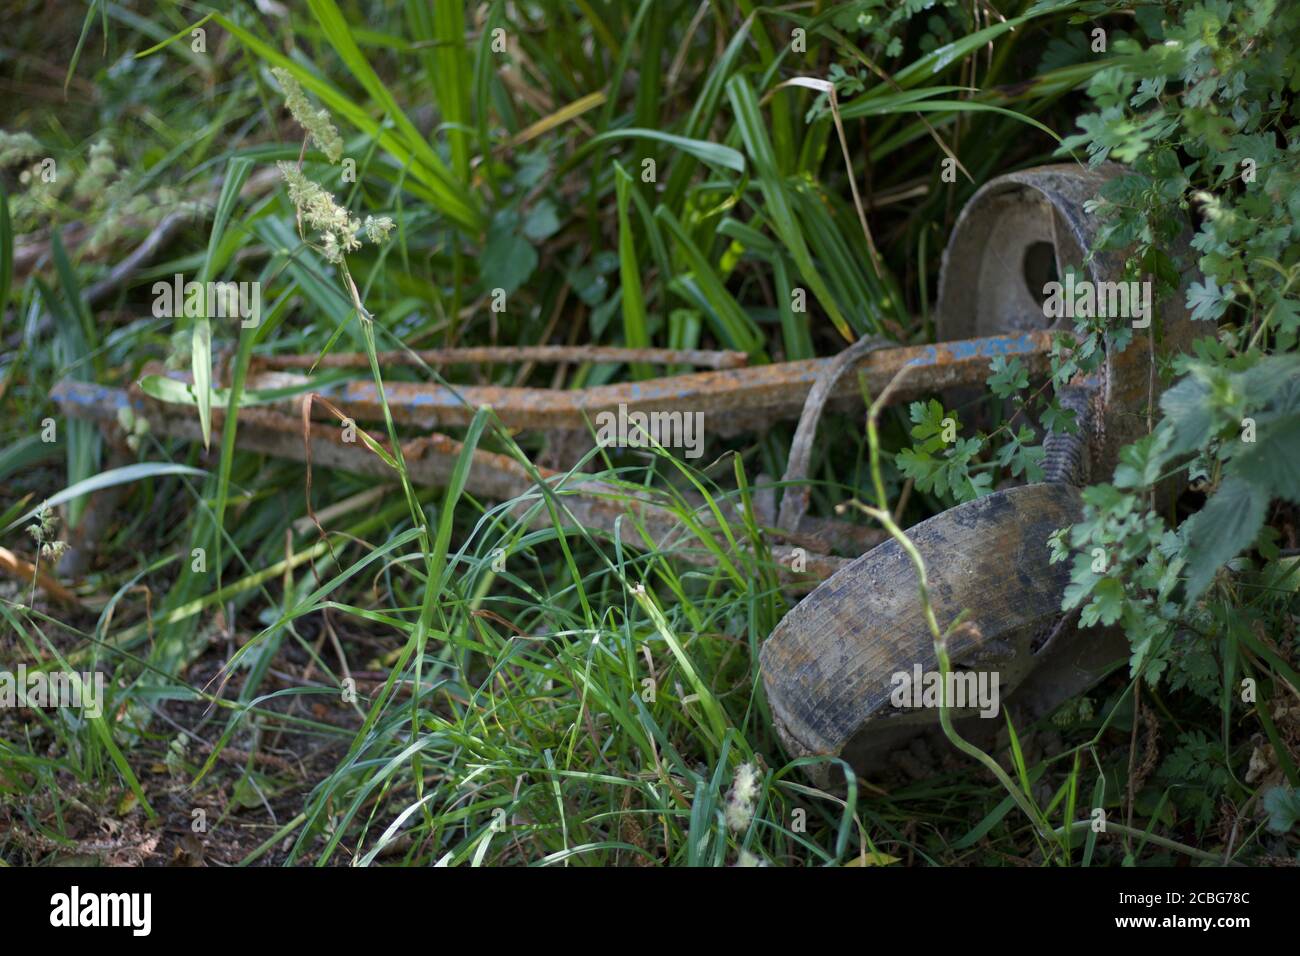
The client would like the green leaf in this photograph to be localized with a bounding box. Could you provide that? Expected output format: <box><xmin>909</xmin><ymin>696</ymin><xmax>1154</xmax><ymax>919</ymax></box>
<box><xmin>1233</xmin><ymin>412</ymin><xmax>1300</xmax><ymax>503</ymax></box>
<box><xmin>586</xmin><ymin>128</ymin><xmax>746</xmax><ymax>174</ymax></box>
<box><xmin>988</xmin><ymin>356</ymin><xmax>1028</xmax><ymax>398</ymax></box>
<box><xmin>482</xmin><ymin>221</ymin><xmax>538</xmax><ymax>295</ymax></box>
<box><xmin>0</xmin><ymin>182</ymin><xmax>12</xmax><ymax>314</ymax></box>
<box><xmin>213</xmin><ymin>11</ymin><xmax>483</xmax><ymax>231</ymax></box>
<box><xmin>430</xmin><ymin>0</ymin><xmax>471</xmax><ymax>181</ymax></box>
<box><xmin>200</xmin><ymin>157</ymin><xmax>253</xmax><ymax>286</ymax></box>
<box><xmin>847</xmin><ymin>99</ymin><xmax>1060</xmax><ymax>141</ymax></box>
<box><xmin>522</xmin><ymin>199</ymin><xmax>561</xmax><ymax>242</ymax></box>
<box><xmin>138</xmin><ymin>372</ymin><xmax>346</xmax><ymax>408</ymax></box>
<box><xmin>614</xmin><ymin>163</ymin><xmax>650</xmax><ymax>380</ymax></box>
<box><xmin>193</xmin><ymin>156</ymin><xmax>253</xmax><ymax>451</ymax></box>
<box><xmin>1181</xmin><ymin>475</ymin><xmax>1270</xmax><ymax>603</ymax></box>
<box><xmin>837</xmin><ymin>85</ymin><xmax>975</xmax><ymax>120</ymax></box>
<box><xmin>891</xmin><ymin>11</ymin><xmax>1039</xmax><ymax>90</ymax></box>
<box><xmin>908</xmin><ymin>398</ymin><xmax>954</xmax><ymax>453</ymax></box>
<box><xmin>1263</xmin><ymin>786</ymin><xmax>1300</xmax><ymax>834</ymax></box>
<box><xmin>655</xmin><ymin>207</ymin><xmax>761</xmax><ymax>353</ymax></box>
<box><xmin>896</xmin><ymin>446</ymin><xmax>939</xmax><ymax>486</ymax></box>
<box><xmin>4</xmin><ymin>463</ymin><xmax>207</xmax><ymax>533</ymax></box>
<box><xmin>64</xmin><ymin>0</ymin><xmax>102</xmax><ymax>93</ymax></box>
<box><xmin>192</xmin><ymin>319</ymin><xmax>213</xmax><ymax>450</ymax></box>
<box><xmin>1186</xmin><ymin>276</ymin><xmax>1231</xmax><ymax>321</ymax></box>
<box><xmin>726</xmin><ymin>76</ymin><xmax>858</xmax><ymax>343</ymax></box>
<box><xmin>1113</xmin><ymin>426</ymin><xmax>1173</xmax><ymax>489</ymax></box>
<box><xmin>40</xmin><ymin>240</ymin><xmax>98</xmax><ymax>529</ymax></box>
<box><xmin>50</xmin><ymin>231</ymin><xmax>95</xmax><ymax>355</ymax></box>
<box><xmin>1160</xmin><ymin>373</ymin><xmax>1215</xmax><ymax>457</ymax></box>
<box><xmin>1083</xmin><ymin>577</ymin><xmax>1125</xmax><ymax>627</ymax></box>
<box><xmin>1040</xmin><ymin>401</ymin><xmax>1078</xmax><ymax>436</ymax></box>
<box><xmin>0</xmin><ymin>434</ymin><xmax>61</xmax><ymax>483</ymax></box>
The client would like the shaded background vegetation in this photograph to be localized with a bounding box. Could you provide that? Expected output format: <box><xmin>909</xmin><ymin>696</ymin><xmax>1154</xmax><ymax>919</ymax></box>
<box><xmin>0</xmin><ymin>0</ymin><xmax>1296</xmax><ymax>866</ymax></box>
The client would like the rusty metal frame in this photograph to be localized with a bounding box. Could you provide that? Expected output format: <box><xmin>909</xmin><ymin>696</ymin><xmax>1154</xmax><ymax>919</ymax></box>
<box><xmin>50</xmin><ymin>331</ymin><xmax>1057</xmax><ymax>590</ymax></box>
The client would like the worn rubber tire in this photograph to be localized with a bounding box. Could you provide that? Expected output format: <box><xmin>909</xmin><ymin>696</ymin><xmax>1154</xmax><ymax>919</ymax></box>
<box><xmin>760</xmin><ymin>483</ymin><xmax>1083</xmax><ymax>765</ymax></box>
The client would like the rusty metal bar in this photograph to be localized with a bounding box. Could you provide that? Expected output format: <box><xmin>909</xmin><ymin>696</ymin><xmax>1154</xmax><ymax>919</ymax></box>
<box><xmin>50</xmin><ymin>330</ymin><xmax>1048</xmax><ymax>581</ymax></box>
<box><xmin>50</xmin><ymin>380</ymin><xmax>859</xmax><ymax>586</ymax></box>
<box><xmin>251</xmin><ymin>345</ymin><xmax>751</xmax><ymax>371</ymax></box>
<box><xmin>319</xmin><ymin>330</ymin><xmax>1054</xmax><ymax>434</ymax></box>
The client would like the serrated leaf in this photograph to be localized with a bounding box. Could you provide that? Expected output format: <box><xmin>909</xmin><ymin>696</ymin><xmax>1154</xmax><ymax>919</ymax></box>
<box><xmin>1040</xmin><ymin>401</ymin><xmax>1078</xmax><ymax>436</ymax></box>
<box><xmin>1160</xmin><ymin>373</ymin><xmax>1215</xmax><ymax>457</ymax></box>
<box><xmin>1083</xmin><ymin>577</ymin><xmax>1125</xmax><ymax>627</ymax></box>
<box><xmin>1263</xmin><ymin>786</ymin><xmax>1300</xmax><ymax>833</ymax></box>
<box><xmin>1231</xmin><ymin>412</ymin><xmax>1300</xmax><ymax>502</ymax></box>
<box><xmin>1186</xmin><ymin>276</ymin><xmax>1231</xmax><ymax>321</ymax></box>
<box><xmin>987</xmin><ymin>355</ymin><xmax>1029</xmax><ymax>397</ymax></box>
<box><xmin>896</xmin><ymin>446</ymin><xmax>937</xmax><ymax>483</ymax></box>
<box><xmin>1114</xmin><ymin>426</ymin><xmax>1174</xmax><ymax>489</ymax></box>
<box><xmin>1181</xmin><ymin>474</ymin><xmax>1270</xmax><ymax>603</ymax></box>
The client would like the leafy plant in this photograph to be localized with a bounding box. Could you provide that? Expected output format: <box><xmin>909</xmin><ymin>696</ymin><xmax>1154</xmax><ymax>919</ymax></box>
<box><xmin>1051</xmin><ymin>1</ymin><xmax>1300</xmax><ymax>702</ymax></box>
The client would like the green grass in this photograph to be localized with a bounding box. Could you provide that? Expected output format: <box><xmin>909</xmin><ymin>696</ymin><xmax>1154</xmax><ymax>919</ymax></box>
<box><xmin>0</xmin><ymin>0</ymin><xmax>1295</xmax><ymax>867</ymax></box>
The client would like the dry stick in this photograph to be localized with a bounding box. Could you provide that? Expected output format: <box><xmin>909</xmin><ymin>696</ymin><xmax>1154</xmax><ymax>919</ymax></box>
<box><xmin>821</xmin><ymin>25</ymin><xmax>975</xmax><ymax>183</ymax></box>
<box><xmin>0</xmin><ymin>546</ymin><xmax>82</xmax><ymax>608</ymax></box>
<box><xmin>1052</xmin><ymin>820</ymin><xmax>1238</xmax><ymax>867</ymax></box>
<box><xmin>1222</xmin><ymin>784</ymin><xmax>1266</xmax><ymax>865</ymax></box>
<box><xmin>1125</xmin><ymin>681</ymin><xmax>1142</xmax><ymax>856</ymax></box>
<box><xmin>100</xmin><ymin>584</ymin><xmax>154</xmax><ymax>650</ymax></box>
<box><xmin>290</xmin><ymin>485</ymin><xmax>390</xmax><ymax>537</ymax></box>
<box><xmin>665</xmin><ymin>0</ymin><xmax>712</xmax><ymax>96</ymax></box>
<box><xmin>861</xmin><ymin>180</ymin><xmax>930</xmax><ymax>210</ymax></box>
<box><xmin>322</xmin><ymin>612</ymin><xmax>352</xmax><ymax>689</ymax></box>
<box><xmin>83</xmin><ymin>210</ymin><xmax>192</xmax><ymax>306</ymax></box>
<box><xmin>828</xmin><ymin>86</ymin><xmax>884</xmax><ymax>277</ymax></box>
<box><xmin>20</xmin><ymin>165</ymin><xmax>281</xmax><ymax>306</ymax></box>
<box><xmin>767</xmin><ymin>77</ymin><xmax>883</xmax><ymax>277</ymax></box>
<box><xmin>892</xmin><ymin>477</ymin><xmax>913</xmax><ymax>524</ymax></box>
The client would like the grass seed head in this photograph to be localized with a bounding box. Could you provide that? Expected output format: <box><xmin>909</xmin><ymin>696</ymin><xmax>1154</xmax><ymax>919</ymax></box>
<box><xmin>272</xmin><ymin>67</ymin><xmax>344</xmax><ymax>163</ymax></box>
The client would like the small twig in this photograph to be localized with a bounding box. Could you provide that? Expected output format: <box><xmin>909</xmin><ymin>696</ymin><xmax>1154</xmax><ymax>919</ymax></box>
<box><xmin>1125</xmin><ymin>681</ymin><xmax>1141</xmax><ymax>855</ymax></box>
<box><xmin>0</xmin><ymin>546</ymin><xmax>82</xmax><ymax>608</ymax></box>
<box><xmin>1052</xmin><ymin>820</ymin><xmax>1241</xmax><ymax>866</ymax></box>
<box><xmin>82</xmin><ymin>210</ymin><xmax>191</xmax><ymax>306</ymax></box>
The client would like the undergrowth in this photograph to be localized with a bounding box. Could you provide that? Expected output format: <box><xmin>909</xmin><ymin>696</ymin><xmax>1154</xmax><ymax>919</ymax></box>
<box><xmin>0</xmin><ymin>0</ymin><xmax>1296</xmax><ymax>866</ymax></box>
